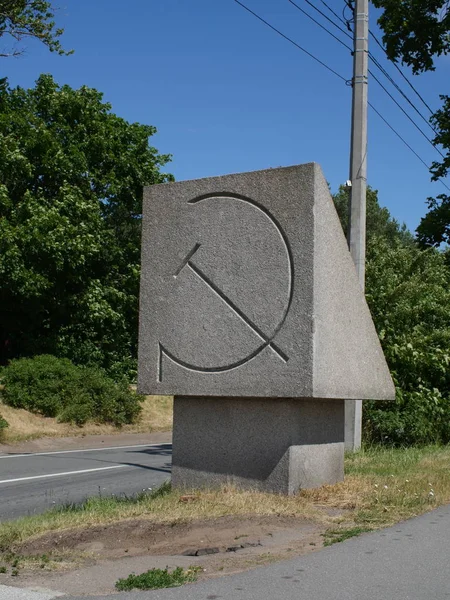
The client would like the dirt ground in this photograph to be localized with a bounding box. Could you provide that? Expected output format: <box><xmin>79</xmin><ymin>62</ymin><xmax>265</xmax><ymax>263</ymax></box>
<box><xmin>18</xmin><ymin>514</ymin><xmax>326</xmax><ymax>559</ymax></box>
<box><xmin>0</xmin><ymin>515</ymin><xmax>330</xmax><ymax>596</ymax></box>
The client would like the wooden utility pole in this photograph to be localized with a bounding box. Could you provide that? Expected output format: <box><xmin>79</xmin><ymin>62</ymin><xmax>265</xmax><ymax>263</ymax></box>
<box><xmin>345</xmin><ymin>0</ymin><xmax>369</xmax><ymax>451</ymax></box>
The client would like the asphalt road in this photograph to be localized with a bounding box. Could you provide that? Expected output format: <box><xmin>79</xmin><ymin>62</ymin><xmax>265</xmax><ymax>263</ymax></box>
<box><xmin>0</xmin><ymin>443</ymin><xmax>172</xmax><ymax>521</ymax></box>
<box><xmin>66</xmin><ymin>501</ymin><xmax>450</xmax><ymax>600</ymax></box>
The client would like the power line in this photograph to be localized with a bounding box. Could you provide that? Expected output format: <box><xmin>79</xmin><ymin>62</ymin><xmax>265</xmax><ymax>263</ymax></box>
<box><xmin>368</xmin><ymin>52</ymin><xmax>436</xmax><ymax>134</ymax></box>
<box><xmin>317</xmin><ymin>0</ymin><xmax>349</xmax><ymax>28</ymax></box>
<box><xmin>369</xmin><ymin>31</ymin><xmax>435</xmax><ymax>116</ymax></box>
<box><xmin>368</xmin><ymin>104</ymin><xmax>429</xmax><ymax>170</ymax></box>
<box><xmin>290</xmin><ymin>1</ymin><xmax>436</xmax><ymax>138</ymax></box>
<box><xmin>338</xmin><ymin>4</ymin><xmax>434</xmax><ymax>121</ymax></box>
<box><xmin>287</xmin><ymin>0</ymin><xmax>442</xmax><ymax>157</ymax></box>
<box><xmin>288</xmin><ymin>0</ymin><xmax>352</xmax><ymax>40</ymax></box>
<box><xmin>232</xmin><ymin>0</ymin><xmax>347</xmax><ymax>81</ymax></box>
<box><xmin>231</xmin><ymin>0</ymin><xmax>450</xmax><ymax>192</ymax></box>
<box><xmin>343</xmin><ymin>1</ymin><xmax>354</xmax><ymax>28</ymax></box>
<box><xmin>368</xmin><ymin>102</ymin><xmax>450</xmax><ymax>193</ymax></box>
<box><xmin>369</xmin><ymin>68</ymin><xmax>445</xmax><ymax>159</ymax></box>
<box><xmin>287</xmin><ymin>0</ymin><xmax>352</xmax><ymax>52</ymax></box>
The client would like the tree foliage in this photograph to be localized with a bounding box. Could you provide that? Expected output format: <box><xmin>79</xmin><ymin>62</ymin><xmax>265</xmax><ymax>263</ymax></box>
<box><xmin>0</xmin><ymin>0</ymin><xmax>71</xmax><ymax>58</ymax></box>
<box><xmin>333</xmin><ymin>185</ymin><xmax>414</xmax><ymax>246</ymax></box>
<box><xmin>364</xmin><ymin>239</ymin><xmax>450</xmax><ymax>444</ymax></box>
<box><xmin>417</xmin><ymin>95</ymin><xmax>450</xmax><ymax>246</ymax></box>
<box><xmin>0</xmin><ymin>75</ymin><xmax>173</xmax><ymax>378</ymax></box>
<box><xmin>372</xmin><ymin>0</ymin><xmax>450</xmax><ymax>246</ymax></box>
<box><xmin>334</xmin><ymin>187</ymin><xmax>450</xmax><ymax>445</ymax></box>
<box><xmin>372</xmin><ymin>0</ymin><xmax>450</xmax><ymax>74</ymax></box>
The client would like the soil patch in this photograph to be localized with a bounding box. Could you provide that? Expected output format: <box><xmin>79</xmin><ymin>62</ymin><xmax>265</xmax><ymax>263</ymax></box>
<box><xmin>2</xmin><ymin>515</ymin><xmax>329</xmax><ymax>596</ymax></box>
<box><xmin>18</xmin><ymin>515</ymin><xmax>325</xmax><ymax>561</ymax></box>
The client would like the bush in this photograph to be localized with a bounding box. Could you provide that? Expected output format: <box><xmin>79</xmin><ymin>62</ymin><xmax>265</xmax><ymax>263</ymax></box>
<box><xmin>1</xmin><ymin>355</ymin><xmax>143</xmax><ymax>426</ymax></box>
<box><xmin>0</xmin><ymin>414</ymin><xmax>8</xmax><ymax>441</ymax></box>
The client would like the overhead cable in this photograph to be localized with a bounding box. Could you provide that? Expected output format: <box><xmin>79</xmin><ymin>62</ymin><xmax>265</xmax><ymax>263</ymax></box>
<box><xmin>287</xmin><ymin>0</ymin><xmax>352</xmax><ymax>51</ymax></box>
<box><xmin>288</xmin><ymin>0</ymin><xmax>352</xmax><ymax>40</ymax></box>
<box><xmin>369</xmin><ymin>31</ymin><xmax>435</xmax><ymax>116</ymax></box>
<box><xmin>231</xmin><ymin>0</ymin><xmax>450</xmax><ymax>192</ymax></box>
<box><xmin>233</xmin><ymin>0</ymin><xmax>347</xmax><ymax>81</ymax></box>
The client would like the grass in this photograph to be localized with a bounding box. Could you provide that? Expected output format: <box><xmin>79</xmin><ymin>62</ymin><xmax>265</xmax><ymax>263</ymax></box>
<box><xmin>0</xmin><ymin>395</ymin><xmax>173</xmax><ymax>443</ymax></box>
<box><xmin>0</xmin><ymin>445</ymin><xmax>449</xmax><ymax>555</ymax></box>
<box><xmin>322</xmin><ymin>526</ymin><xmax>372</xmax><ymax>546</ymax></box>
<box><xmin>115</xmin><ymin>566</ymin><xmax>201</xmax><ymax>591</ymax></box>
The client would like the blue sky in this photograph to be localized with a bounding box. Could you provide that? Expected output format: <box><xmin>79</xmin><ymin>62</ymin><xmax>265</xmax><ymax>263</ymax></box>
<box><xmin>2</xmin><ymin>0</ymin><xmax>449</xmax><ymax>232</ymax></box>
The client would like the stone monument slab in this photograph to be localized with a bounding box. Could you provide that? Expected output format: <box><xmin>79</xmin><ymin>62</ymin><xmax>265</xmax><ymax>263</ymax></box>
<box><xmin>137</xmin><ymin>163</ymin><xmax>394</xmax><ymax>493</ymax></box>
<box><xmin>138</xmin><ymin>163</ymin><xmax>394</xmax><ymax>401</ymax></box>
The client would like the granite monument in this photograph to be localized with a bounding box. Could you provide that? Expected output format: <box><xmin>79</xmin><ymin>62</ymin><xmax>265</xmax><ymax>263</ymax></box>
<box><xmin>138</xmin><ymin>163</ymin><xmax>394</xmax><ymax>493</ymax></box>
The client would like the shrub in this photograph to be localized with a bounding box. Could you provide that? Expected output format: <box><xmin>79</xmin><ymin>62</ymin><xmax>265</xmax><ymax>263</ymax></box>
<box><xmin>0</xmin><ymin>414</ymin><xmax>8</xmax><ymax>441</ymax></box>
<box><xmin>1</xmin><ymin>355</ymin><xmax>143</xmax><ymax>426</ymax></box>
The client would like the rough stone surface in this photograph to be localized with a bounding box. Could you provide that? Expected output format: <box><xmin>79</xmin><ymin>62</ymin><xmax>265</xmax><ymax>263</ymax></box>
<box><xmin>312</xmin><ymin>168</ymin><xmax>394</xmax><ymax>400</ymax></box>
<box><xmin>171</xmin><ymin>397</ymin><xmax>344</xmax><ymax>493</ymax></box>
<box><xmin>138</xmin><ymin>163</ymin><xmax>394</xmax><ymax>401</ymax></box>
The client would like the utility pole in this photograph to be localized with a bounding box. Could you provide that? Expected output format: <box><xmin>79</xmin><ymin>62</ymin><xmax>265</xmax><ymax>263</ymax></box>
<box><xmin>345</xmin><ymin>0</ymin><xmax>368</xmax><ymax>451</ymax></box>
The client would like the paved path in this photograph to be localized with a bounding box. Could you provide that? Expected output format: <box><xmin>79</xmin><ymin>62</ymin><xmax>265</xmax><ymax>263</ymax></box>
<box><xmin>0</xmin><ymin>587</ymin><xmax>63</xmax><ymax>600</ymax></box>
<box><xmin>0</xmin><ymin>440</ymin><xmax>172</xmax><ymax>520</ymax></box>
<box><xmin>60</xmin><ymin>503</ymin><xmax>450</xmax><ymax>600</ymax></box>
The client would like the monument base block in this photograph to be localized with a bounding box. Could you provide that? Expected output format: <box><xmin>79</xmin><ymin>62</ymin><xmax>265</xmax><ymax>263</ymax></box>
<box><xmin>172</xmin><ymin>397</ymin><xmax>344</xmax><ymax>494</ymax></box>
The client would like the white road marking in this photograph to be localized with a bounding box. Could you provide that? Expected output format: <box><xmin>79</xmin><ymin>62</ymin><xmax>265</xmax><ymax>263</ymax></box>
<box><xmin>0</xmin><ymin>442</ymin><xmax>171</xmax><ymax>459</ymax></box>
<box><xmin>0</xmin><ymin>465</ymin><xmax>129</xmax><ymax>485</ymax></box>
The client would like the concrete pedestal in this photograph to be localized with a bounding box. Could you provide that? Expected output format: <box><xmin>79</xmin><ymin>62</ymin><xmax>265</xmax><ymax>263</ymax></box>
<box><xmin>172</xmin><ymin>397</ymin><xmax>344</xmax><ymax>494</ymax></box>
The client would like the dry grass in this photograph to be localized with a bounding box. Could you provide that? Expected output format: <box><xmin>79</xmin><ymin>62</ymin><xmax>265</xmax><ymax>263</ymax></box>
<box><xmin>0</xmin><ymin>395</ymin><xmax>173</xmax><ymax>443</ymax></box>
<box><xmin>1</xmin><ymin>445</ymin><xmax>449</xmax><ymax>553</ymax></box>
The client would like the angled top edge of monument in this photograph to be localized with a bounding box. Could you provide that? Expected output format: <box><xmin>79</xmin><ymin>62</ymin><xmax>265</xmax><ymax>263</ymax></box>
<box><xmin>144</xmin><ymin>162</ymin><xmax>320</xmax><ymax>192</ymax></box>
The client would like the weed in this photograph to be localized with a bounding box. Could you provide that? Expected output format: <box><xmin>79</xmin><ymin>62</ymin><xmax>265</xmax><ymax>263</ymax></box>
<box><xmin>323</xmin><ymin>526</ymin><xmax>372</xmax><ymax>546</ymax></box>
<box><xmin>115</xmin><ymin>566</ymin><xmax>201</xmax><ymax>591</ymax></box>
<box><xmin>0</xmin><ymin>566</ymin><xmax>6</xmax><ymax>574</ymax></box>
<box><xmin>149</xmin><ymin>480</ymin><xmax>172</xmax><ymax>500</ymax></box>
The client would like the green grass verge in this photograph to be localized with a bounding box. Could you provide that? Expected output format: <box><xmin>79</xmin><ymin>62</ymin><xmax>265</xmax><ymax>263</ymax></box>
<box><xmin>1</xmin><ymin>446</ymin><xmax>450</xmax><ymax>557</ymax></box>
<box><xmin>115</xmin><ymin>566</ymin><xmax>201</xmax><ymax>591</ymax></box>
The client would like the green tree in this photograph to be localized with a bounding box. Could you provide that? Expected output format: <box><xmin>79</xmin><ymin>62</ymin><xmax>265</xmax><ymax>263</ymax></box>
<box><xmin>372</xmin><ymin>0</ymin><xmax>450</xmax><ymax>74</ymax></box>
<box><xmin>0</xmin><ymin>0</ymin><xmax>71</xmax><ymax>58</ymax></box>
<box><xmin>372</xmin><ymin>0</ymin><xmax>450</xmax><ymax>246</ymax></box>
<box><xmin>0</xmin><ymin>74</ymin><xmax>173</xmax><ymax>378</ymax></box>
<box><xmin>333</xmin><ymin>184</ymin><xmax>414</xmax><ymax>247</ymax></box>
<box><xmin>363</xmin><ymin>239</ymin><xmax>450</xmax><ymax>444</ymax></box>
<box><xmin>333</xmin><ymin>188</ymin><xmax>450</xmax><ymax>445</ymax></box>
<box><xmin>416</xmin><ymin>94</ymin><xmax>450</xmax><ymax>246</ymax></box>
